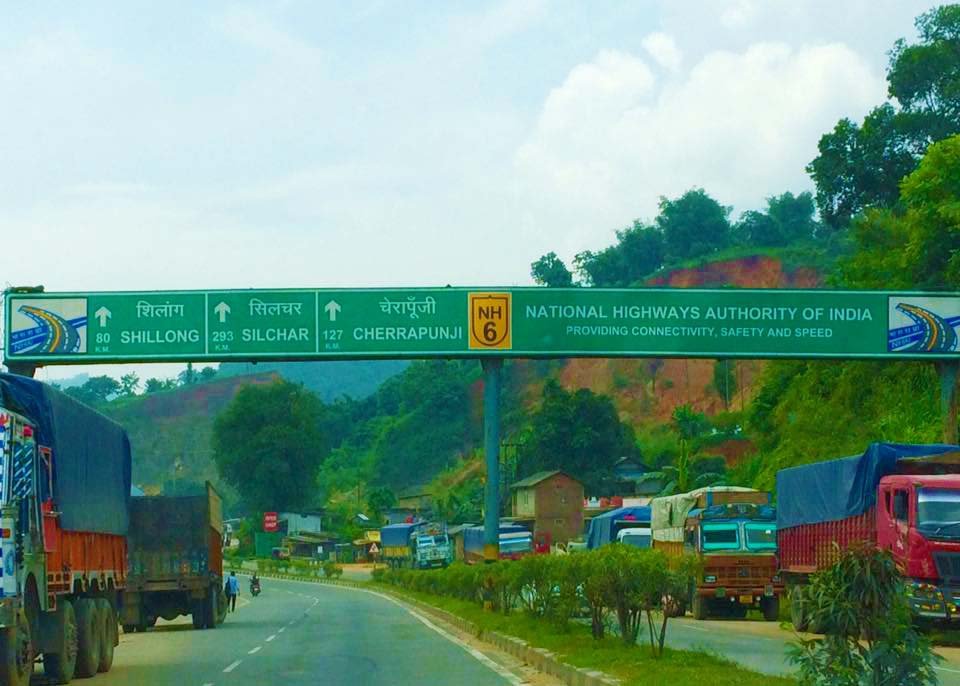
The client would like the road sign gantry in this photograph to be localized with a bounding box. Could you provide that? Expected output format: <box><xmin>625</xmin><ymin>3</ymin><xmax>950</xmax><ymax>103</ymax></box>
<box><xmin>6</xmin><ymin>287</ymin><xmax>960</xmax><ymax>364</ymax></box>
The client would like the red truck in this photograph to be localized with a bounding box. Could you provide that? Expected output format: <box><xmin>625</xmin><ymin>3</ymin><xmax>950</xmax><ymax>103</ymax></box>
<box><xmin>777</xmin><ymin>442</ymin><xmax>960</xmax><ymax>629</ymax></box>
<box><xmin>0</xmin><ymin>373</ymin><xmax>130</xmax><ymax>684</ymax></box>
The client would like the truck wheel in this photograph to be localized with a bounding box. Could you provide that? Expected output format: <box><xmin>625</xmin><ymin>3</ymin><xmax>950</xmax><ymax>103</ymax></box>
<box><xmin>691</xmin><ymin>594</ymin><xmax>709</xmax><ymax>620</ymax></box>
<box><xmin>74</xmin><ymin>598</ymin><xmax>102</xmax><ymax>678</ymax></box>
<box><xmin>191</xmin><ymin>601</ymin><xmax>206</xmax><ymax>630</ymax></box>
<box><xmin>762</xmin><ymin>596</ymin><xmax>780</xmax><ymax>622</ymax></box>
<box><xmin>95</xmin><ymin>599</ymin><xmax>116</xmax><ymax>673</ymax></box>
<box><xmin>121</xmin><ymin>624</ymin><xmax>136</xmax><ymax>634</ymax></box>
<box><xmin>43</xmin><ymin>599</ymin><xmax>78</xmax><ymax>684</ymax></box>
<box><xmin>789</xmin><ymin>586</ymin><xmax>809</xmax><ymax>632</ymax></box>
<box><xmin>204</xmin><ymin>588</ymin><xmax>218</xmax><ymax>629</ymax></box>
<box><xmin>0</xmin><ymin>611</ymin><xmax>34</xmax><ymax>686</ymax></box>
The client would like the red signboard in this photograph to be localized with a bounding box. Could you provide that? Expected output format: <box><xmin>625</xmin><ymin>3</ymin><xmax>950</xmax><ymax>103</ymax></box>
<box><xmin>263</xmin><ymin>511</ymin><xmax>279</xmax><ymax>533</ymax></box>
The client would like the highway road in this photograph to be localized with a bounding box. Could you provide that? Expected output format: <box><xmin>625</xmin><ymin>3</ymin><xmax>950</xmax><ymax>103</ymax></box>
<box><xmin>665</xmin><ymin>615</ymin><xmax>960</xmax><ymax>684</ymax></box>
<box><xmin>17</xmin><ymin>305</ymin><xmax>81</xmax><ymax>354</ymax></box>
<box><xmin>46</xmin><ymin>576</ymin><xmax>531</xmax><ymax>686</ymax></box>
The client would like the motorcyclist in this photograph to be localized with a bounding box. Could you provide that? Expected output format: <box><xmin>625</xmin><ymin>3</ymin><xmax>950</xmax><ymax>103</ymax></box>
<box><xmin>250</xmin><ymin>573</ymin><xmax>261</xmax><ymax>595</ymax></box>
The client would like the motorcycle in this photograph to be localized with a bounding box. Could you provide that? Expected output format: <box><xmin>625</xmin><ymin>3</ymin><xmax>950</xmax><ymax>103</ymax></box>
<box><xmin>250</xmin><ymin>579</ymin><xmax>261</xmax><ymax>597</ymax></box>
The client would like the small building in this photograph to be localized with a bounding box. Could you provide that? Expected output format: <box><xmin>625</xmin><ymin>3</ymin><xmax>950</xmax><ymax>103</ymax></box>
<box><xmin>386</xmin><ymin>508</ymin><xmax>418</xmax><ymax>525</ymax></box>
<box><xmin>280</xmin><ymin>510</ymin><xmax>324</xmax><ymax>535</ymax></box>
<box><xmin>509</xmin><ymin>470</ymin><xmax>584</xmax><ymax>545</ymax></box>
<box><xmin>614</xmin><ymin>457</ymin><xmax>648</xmax><ymax>482</ymax></box>
<box><xmin>285</xmin><ymin>533</ymin><xmax>336</xmax><ymax>559</ymax></box>
<box><xmin>396</xmin><ymin>485</ymin><xmax>433</xmax><ymax>514</ymax></box>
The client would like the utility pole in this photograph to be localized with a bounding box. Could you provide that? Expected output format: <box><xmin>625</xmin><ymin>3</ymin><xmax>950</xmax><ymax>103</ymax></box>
<box><xmin>481</xmin><ymin>358</ymin><xmax>502</xmax><ymax>564</ymax></box>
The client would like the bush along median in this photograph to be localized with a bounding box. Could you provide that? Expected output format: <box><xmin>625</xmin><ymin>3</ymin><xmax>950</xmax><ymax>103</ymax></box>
<box><xmin>373</xmin><ymin>546</ymin><xmax>795</xmax><ymax>686</ymax></box>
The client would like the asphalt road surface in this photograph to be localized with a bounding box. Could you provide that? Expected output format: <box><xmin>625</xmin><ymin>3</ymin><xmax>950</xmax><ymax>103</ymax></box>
<box><xmin>58</xmin><ymin>577</ymin><xmax>520</xmax><ymax>686</ymax></box>
<box><xmin>665</xmin><ymin>615</ymin><xmax>960</xmax><ymax>685</ymax></box>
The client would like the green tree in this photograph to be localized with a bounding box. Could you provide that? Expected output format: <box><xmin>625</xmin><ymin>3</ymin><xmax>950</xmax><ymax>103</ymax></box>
<box><xmin>178</xmin><ymin>362</ymin><xmax>197</xmax><ymax>386</ymax></box>
<box><xmin>840</xmin><ymin>134</ymin><xmax>960</xmax><ymax>289</ymax></box>
<box><xmin>64</xmin><ymin>375</ymin><xmax>120</xmax><ymax>405</ymax></box>
<box><xmin>516</xmin><ymin>380</ymin><xmax>636</xmax><ymax>494</ymax></box>
<box><xmin>808</xmin><ymin>7</ymin><xmax>960</xmax><ymax>229</ymax></box>
<box><xmin>656</xmin><ymin>189</ymin><xmax>732</xmax><ymax>261</ymax></box>
<box><xmin>530</xmin><ymin>252</ymin><xmax>574</xmax><ymax>287</ymax></box>
<box><xmin>119</xmin><ymin>372</ymin><xmax>140</xmax><ymax>397</ymax></box>
<box><xmin>789</xmin><ymin>546</ymin><xmax>939</xmax><ymax>686</ymax></box>
<box><xmin>366</xmin><ymin>486</ymin><xmax>396</xmax><ymax>522</ymax></box>
<box><xmin>143</xmin><ymin>377</ymin><xmax>178</xmax><ymax>394</ymax></box>
<box><xmin>574</xmin><ymin>222</ymin><xmax>665</xmax><ymax>287</ymax></box>
<box><xmin>734</xmin><ymin>209</ymin><xmax>782</xmax><ymax>246</ymax></box>
<box><xmin>766</xmin><ymin>191</ymin><xmax>819</xmax><ymax>243</ymax></box>
<box><xmin>213</xmin><ymin>380</ymin><xmax>328</xmax><ymax>511</ymax></box>
<box><xmin>199</xmin><ymin>366</ymin><xmax>218</xmax><ymax>382</ymax></box>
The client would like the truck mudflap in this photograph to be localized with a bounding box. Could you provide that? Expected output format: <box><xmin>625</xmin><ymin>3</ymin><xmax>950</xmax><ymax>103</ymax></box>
<box><xmin>906</xmin><ymin>581</ymin><xmax>960</xmax><ymax>620</ymax></box>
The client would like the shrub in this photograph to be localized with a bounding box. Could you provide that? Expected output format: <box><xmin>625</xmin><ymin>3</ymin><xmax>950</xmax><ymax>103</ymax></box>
<box><xmin>788</xmin><ymin>545</ymin><xmax>940</xmax><ymax>686</ymax></box>
<box><xmin>322</xmin><ymin>560</ymin><xmax>344</xmax><ymax>579</ymax></box>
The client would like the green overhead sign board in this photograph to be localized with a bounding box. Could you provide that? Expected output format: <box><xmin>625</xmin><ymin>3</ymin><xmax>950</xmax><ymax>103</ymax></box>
<box><xmin>5</xmin><ymin>287</ymin><xmax>960</xmax><ymax>364</ymax></box>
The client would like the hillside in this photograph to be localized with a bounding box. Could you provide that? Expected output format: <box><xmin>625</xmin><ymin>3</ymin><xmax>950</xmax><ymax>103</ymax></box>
<box><xmin>102</xmin><ymin>372</ymin><xmax>281</xmax><ymax>499</ymax></box>
<box><xmin>218</xmin><ymin>360</ymin><xmax>408</xmax><ymax>402</ymax></box>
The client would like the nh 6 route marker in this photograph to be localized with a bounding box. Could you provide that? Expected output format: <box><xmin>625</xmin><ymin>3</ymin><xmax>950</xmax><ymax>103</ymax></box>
<box><xmin>7</xmin><ymin>286</ymin><xmax>960</xmax><ymax>563</ymax></box>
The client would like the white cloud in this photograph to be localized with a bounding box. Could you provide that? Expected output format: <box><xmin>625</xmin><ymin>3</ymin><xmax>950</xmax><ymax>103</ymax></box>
<box><xmin>642</xmin><ymin>32</ymin><xmax>682</xmax><ymax>71</ymax></box>
<box><xmin>514</xmin><ymin>41</ymin><xmax>885</xmax><ymax>255</ymax></box>
<box><xmin>720</xmin><ymin>0</ymin><xmax>759</xmax><ymax>29</ymax></box>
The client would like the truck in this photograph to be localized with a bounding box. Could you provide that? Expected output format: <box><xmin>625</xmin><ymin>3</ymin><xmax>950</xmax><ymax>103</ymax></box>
<box><xmin>381</xmin><ymin>522</ymin><xmax>422</xmax><ymax>568</ymax></box>
<box><xmin>0</xmin><ymin>373</ymin><xmax>130</xmax><ymax>685</ymax></box>
<box><xmin>586</xmin><ymin>506</ymin><xmax>651</xmax><ymax>549</ymax></box>
<box><xmin>463</xmin><ymin>524</ymin><xmax>533</xmax><ymax>563</ymax></box>
<box><xmin>120</xmin><ymin>483</ymin><xmax>227</xmax><ymax>632</ymax></box>
<box><xmin>651</xmin><ymin>486</ymin><xmax>782</xmax><ymax>621</ymax></box>
<box><xmin>410</xmin><ymin>523</ymin><xmax>453</xmax><ymax>569</ymax></box>
<box><xmin>777</xmin><ymin>442</ymin><xmax>960</xmax><ymax>629</ymax></box>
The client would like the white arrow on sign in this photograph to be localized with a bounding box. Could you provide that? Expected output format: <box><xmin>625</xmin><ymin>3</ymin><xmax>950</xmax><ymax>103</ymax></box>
<box><xmin>214</xmin><ymin>301</ymin><xmax>231</xmax><ymax>323</ymax></box>
<box><xmin>324</xmin><ymin>300</ymin><xmax>341</xmax><ymax>322</ymax></box>
<box><xmin>94</xmin><ymin>307</ymin><xmax>112</xmax><ymax>327</ymax></box>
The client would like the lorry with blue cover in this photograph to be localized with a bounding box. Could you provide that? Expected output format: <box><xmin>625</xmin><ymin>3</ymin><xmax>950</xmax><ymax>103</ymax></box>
<box><xmin>463</xmin><ymin>524</ymin><xmax>533</xmax><ymax>563</ymax></box>
<box><xmin>777</xmin><ymin>442</ymin><xmax>960</xmax><ymax>628</ymax></box>
<box><xmin>0</xmin><ymin>373</ymin><xmax>130</xmax><ymax>684</ymax></box>
<box><xmin>586</xmin><ymin>506</ymin><xmax>651</xmax><ymax>549</ymax></box>
<box><xmin>380</xmin><ymin>521</ymin><xmax>452</xmax><ymax>569</ymax></box>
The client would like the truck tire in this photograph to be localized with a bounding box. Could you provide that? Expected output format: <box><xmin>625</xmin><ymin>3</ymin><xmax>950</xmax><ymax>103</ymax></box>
<box><xmin>789</xmin><ymin>586</ymin><xmax>809</xmax><ymax>632</ymax></box>
<box><xmin>691</xmin><ymin>593</ymin><xmax>709</xmax><ymax>620</ymax></box>
<box><xmin>74</xmin><ymin>598</ymin><xmax>102</xmax><ymax>678</ymax></box>
<box><xmin>191</xmin><ymin>601</ymin><xmax>206</xmax><ymax>630</ymax></box>
<box><xmin>95</xmin><ymin>598</ymin><xmax>116</xmax><ymax>672</ymax></box>
<box><xmin>0</xmin><ymin>611</ymin><xmax>34</xmax><ymax>686</ymax></box>
<box><xmin>204</xmin><ymin>588</ymin><xmax>219</xmax><ymax>629</ymax></box>
<box><xmin>762</xmin><ymin>596</ymin><xmax>780</xmax><ymax>622</ymax></box>
<box><xmin>43</xmin><ymin>599</ymin><xmax>78</xmax><ymax>684</ymax></box>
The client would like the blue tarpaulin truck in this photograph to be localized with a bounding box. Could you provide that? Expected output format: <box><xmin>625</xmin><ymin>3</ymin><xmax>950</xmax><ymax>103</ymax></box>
<box><xmin>380</xmin><ymin>522</ymin><xmax>452</xmax><ymax>569</ymax></box>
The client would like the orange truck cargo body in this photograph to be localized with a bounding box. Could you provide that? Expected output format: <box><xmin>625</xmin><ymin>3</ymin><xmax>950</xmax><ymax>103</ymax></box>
<box><xmin>778</xmin><ymin>509</ymin><xmax>875</xmax><ymax>574</ymax></box>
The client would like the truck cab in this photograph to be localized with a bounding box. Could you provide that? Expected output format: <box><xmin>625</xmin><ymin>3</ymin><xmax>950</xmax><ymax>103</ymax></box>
<box><xmin>411</xmin><ymin>529</ymin><xmax>452</xmax><ymax>569</ymax></box>
<box><xmin>616</xmin><ymin>527</ymin><xmax>651</xmax><ymax>548</ymax></box>
<box><xmin>876</xmin><ymin>474</ymin><xmax>960</xmax><ymax>619</ymax></box>
<box><xmin>682</xmin><ymin>502</ymin><xmax>782</xmax><ymax>621</ymax></box>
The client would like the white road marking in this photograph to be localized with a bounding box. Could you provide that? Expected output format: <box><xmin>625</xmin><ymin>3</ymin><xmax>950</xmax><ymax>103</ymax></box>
<box><xmin>223</xmin><ymin>660</ymin><xmax>242</xmax><ymax>673</ymax></box>
<box><xmin>203</xmin><ymin>683</ymin><xmax>214</xmax><ymax>686</ymax></box>
<box><xmin>936</xmin><ymin>665</ymin><xmax>960</xmax><ymax>674</ymax></box>
<box><xmin>248</xmin><ymin>646</ymin><xmax>262</xmax><ymax>655</ymax></box>
<box><xmin>278</xmin><ymin>627</ymin><xmax>286</xmax><ymax>633</ymax></box>
<box><xmin>266</xmin><ymin>634</ymin><xmax>277</xmax><ymax>642</ymax></box>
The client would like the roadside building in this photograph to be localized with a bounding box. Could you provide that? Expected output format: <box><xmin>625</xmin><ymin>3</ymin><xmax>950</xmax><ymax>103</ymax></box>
<box><xmin>396</xmin><ymin>485</ymin><xmax>433</xmax><ymax>516</ymax></box>
<box><xmin>509</xmin><ymin>470</ymin><xmax>584</xmax><ymax>546</ymax></box>
<box><xmin>447</xmin><ymin>523</ymin><xmax>475</xmax><ymax>562</ymax></box>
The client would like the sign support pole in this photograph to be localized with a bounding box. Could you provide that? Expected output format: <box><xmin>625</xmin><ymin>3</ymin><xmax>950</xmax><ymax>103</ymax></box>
<box><xmin>938</xmin><ymin>361</ymin><xmax>960</xmax><ymax>444</ymax></box>
<box><xmin>482</xmin><ymin>358</ymin><xmax>502</xmax><ymax>564</ymax></box>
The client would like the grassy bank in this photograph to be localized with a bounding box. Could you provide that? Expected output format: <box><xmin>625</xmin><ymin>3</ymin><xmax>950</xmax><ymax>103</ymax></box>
<box><xmin>374</xmin><ymin>583</ymin><xmax>795</xmax><ymax>686</ymax></box>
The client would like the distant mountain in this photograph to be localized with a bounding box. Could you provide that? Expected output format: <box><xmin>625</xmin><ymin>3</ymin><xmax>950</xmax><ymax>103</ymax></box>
<box><xmin>218</xmin><ymin>360</ymin><xmax>408</xmax><ymax>402</ymax></box>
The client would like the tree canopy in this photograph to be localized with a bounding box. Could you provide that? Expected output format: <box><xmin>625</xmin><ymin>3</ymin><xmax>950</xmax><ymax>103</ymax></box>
<box><xmin>531</xmin><ymin>252</ymin><xmax>574</xmax><ymax>287</ymax></box>
<box><xmin>212</xmin><ymin>380</ymin><xmax>329</xmax><ymax>511</ymax></box>
<box><xmin>657</xmin><ymin>189</ymin><xmax>732</xmax><ymax>261</ymax></box>
<box><xmin>516</xmin><ymin>380</ymin><xmax>637</xmax><ymax>494</ymax></box>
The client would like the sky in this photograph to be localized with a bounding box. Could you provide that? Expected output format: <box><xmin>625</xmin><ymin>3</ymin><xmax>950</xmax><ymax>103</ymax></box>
<box><xmin>0</xmin><ymin>0</ymin><xmax>939</xmax><ymax>382</ymax></box>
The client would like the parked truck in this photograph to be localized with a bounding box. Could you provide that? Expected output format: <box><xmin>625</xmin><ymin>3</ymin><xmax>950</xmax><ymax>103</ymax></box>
<box><xmin>651</xmin><ymin>486</ymin><xmax>783</xmax><ymax>621</ymax></box>
<box><xmin>777</xmin><ymin>442</ymin><xmax>960</xmax><ymax>628</ymax></box>
<box><xmin>463</xmin><ymin>524</ymin><xmax>533</xmax><ymax>563</ymax></box>
<box><xmin>0</xmin><ymin>374</ymin><xmax>129</xmax><ymax>684</ymax></box>
<box><xmin>586</xmin><ymin>506</ymin><xmax>651</xmax><ymax>549</ymax></box>
<box><xmin>380</xmin><ymin>521</ymin><xmax>452</xmax><ymax>569</ymax></box>
<box><xmin>120</xmin><ymin>483</ymin><xmax>227</xmax><ymax>632</ymax></box>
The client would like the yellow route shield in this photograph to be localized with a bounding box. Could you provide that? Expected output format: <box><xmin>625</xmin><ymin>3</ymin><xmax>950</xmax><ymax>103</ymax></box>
<box><xmin>468</xmin><ymin>292</ymin><xmax>512</xmax><ymax>350</ymax></box>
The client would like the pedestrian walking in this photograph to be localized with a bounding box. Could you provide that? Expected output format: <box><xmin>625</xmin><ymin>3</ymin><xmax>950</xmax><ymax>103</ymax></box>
<box><xmin>226</xmin><ymin>571</ymin><xmax>240</xmax><ymax>612</ymax></box>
